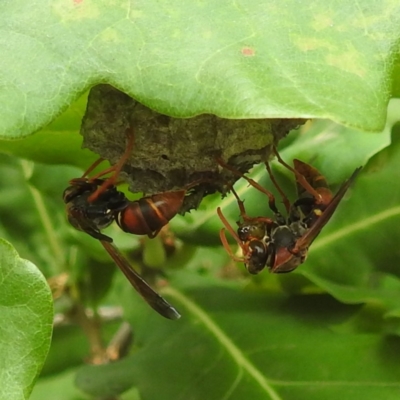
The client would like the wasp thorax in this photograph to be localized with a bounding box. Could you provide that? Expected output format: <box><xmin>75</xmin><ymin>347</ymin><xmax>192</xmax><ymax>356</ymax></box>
<box><xmin>271</xmin><ymin>225</ymin><xmax>296</xmax><ymax>250</ymax></box>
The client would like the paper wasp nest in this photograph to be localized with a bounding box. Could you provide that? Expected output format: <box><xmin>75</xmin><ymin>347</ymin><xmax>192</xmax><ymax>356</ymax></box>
<box><xmin>80</xmin><ymin>84</ymin><xmax>305</xmax><ymax>212</ymax></box>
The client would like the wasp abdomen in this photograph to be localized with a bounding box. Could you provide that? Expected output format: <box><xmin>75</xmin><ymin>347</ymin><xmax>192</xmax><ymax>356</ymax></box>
<box><xmin>118</xmin><ymin>190</ymin><xmax>186</xmax><ymax>235</ymax></box>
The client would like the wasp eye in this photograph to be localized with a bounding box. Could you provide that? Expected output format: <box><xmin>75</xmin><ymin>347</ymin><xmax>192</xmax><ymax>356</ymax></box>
<box><xmin>246</xmin><ymin>240</ymin><xmax>268</xmax><ymax>275</ymax></box>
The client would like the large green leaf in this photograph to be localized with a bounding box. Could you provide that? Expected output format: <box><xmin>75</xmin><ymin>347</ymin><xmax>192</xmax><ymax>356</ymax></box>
<box><xmin>75</xmin><ymin>281</ymin><xmax>400</xmax><ymax>400</ymax></box>
<box><xmin>0</xmin><ymin>239</ymin><xmax>53</xmax><ymax>400</ymax></box>
<box><xmin>1</xmin><ymin>0</ymin><xmax>400</xmax><ymax>138</ymax></box>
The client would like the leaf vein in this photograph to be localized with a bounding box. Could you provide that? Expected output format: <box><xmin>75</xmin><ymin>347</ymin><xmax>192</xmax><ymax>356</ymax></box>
<box><xmin>164</xmin><ymin>287</ymin><xmax>282</xmax><ymax>400</ymax></box>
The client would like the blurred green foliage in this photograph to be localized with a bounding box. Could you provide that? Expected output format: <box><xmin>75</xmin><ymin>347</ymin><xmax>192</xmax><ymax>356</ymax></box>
<box><xmin>1</xmin><ymin>95</ymin><xmax>400</xmax><ymax>399</ymax></box>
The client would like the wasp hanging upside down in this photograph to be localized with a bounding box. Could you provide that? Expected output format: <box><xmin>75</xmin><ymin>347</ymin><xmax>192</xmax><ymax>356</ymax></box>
<box><xmin>217</xmin><ymin>149</ymin><xmax>361</xmax><ymax>274</ymax></box>
<box><xmin>63</xmin><ymin>127</ymin><xmax>209</xmax><ymax>320</ymax></box>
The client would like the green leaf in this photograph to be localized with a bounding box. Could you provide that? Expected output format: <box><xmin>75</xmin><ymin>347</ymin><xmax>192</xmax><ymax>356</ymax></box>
<box><xmin>75</xmin><ymin>282</ymin><xmax>400</xmax><ymax>400</ymax></box>
<box><xmin>0</xmin><ymin>94</ymin><xmax>96</xmax><ymax>169</ymax></box>
<box><xmin>1</xmin><ymin>1</ymin><xmax>400</xmax><ymax>138</ymax></box>
<box><xmin>0</xmin><ymin>239</ymin><xmax>53</xmax><ymax>400</ymax></box>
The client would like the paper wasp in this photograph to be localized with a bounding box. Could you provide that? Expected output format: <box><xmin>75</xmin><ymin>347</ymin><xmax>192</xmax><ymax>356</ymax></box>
<box><xmin>217</xmin><ymin>149</ymin><xmax>361</xmax><ymax>274</ymax></box>
<box><xmin>63</xmin><ymin>127</ymin><xmax>207</xmax><ymax>320</ymax></box>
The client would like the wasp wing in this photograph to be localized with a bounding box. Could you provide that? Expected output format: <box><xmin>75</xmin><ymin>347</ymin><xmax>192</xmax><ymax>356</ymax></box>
<box><xmin>294</xmin><ymin>167</ymin><xmax>362</xmax><ymax>252</ymax></box>
<box><xmin>272</xmin><ymin>167</ymin><xmax>361</xmax><ymax>273</ymax></box>
<box><xmin>101</xmin><ymin>240</ymin><xmax>181</xmax><ymax>320</ymax></box>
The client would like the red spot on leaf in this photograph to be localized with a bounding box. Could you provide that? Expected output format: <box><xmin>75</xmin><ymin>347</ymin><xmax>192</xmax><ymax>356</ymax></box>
<box><xmin>73</xmin><ymin>0</ymin><xmax>83</xmax><ymax>4</ymax></box>
<box><xmin>241</xmin><ymin>47</ymin><xmax>255</xmax><ymax>57</ymax></box>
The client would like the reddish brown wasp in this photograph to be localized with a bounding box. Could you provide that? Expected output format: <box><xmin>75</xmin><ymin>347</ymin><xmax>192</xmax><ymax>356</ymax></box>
<box><xmin>217</xmin><ymin>149</ymin><xmax>361</xmax><ymax>274</ymax></box>
<box><xmin>63</xmin><ymin>127</ymin><xmax>207</xmax><ymax>320</ymax></box>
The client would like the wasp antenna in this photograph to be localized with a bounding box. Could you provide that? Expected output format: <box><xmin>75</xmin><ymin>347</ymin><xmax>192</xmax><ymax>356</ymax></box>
<box><xmin>219</xmin><ymin>228</ymin><xmax>245</xmax><ymax>262</ymax></box>
<box><xmin>217</xmin><ymin>207</ymin><xmax>246</xmax><ymax>253</ymax></box>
